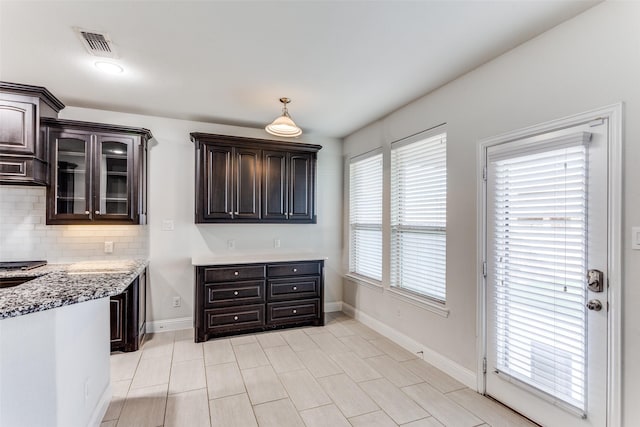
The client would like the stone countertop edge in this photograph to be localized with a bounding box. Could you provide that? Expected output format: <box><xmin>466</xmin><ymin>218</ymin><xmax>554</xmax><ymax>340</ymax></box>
<box><xmin>191</xmin><ymin>253</ymin><xmax>328</xmax><ymax>266</ymax></box>
<box><xmin>0</xmin><ymin>259</ymin><xmax>148</xmax><ymax>320</ymax></box>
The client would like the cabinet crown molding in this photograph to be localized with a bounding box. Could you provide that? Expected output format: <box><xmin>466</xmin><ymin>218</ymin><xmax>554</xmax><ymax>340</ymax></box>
<box><xmin>0</xmin><ymin>81</ymin><xmax>65</xmax><ymax>112</ymax></box>
<box><xmin>190</xmin><ymin>132</ymin><xmax>322</xmax><ymax>152</ymax></box>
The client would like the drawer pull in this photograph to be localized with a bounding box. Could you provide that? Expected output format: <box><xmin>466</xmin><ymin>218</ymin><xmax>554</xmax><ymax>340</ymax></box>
<box><xmin>293</xmin><ymin>286</ymin><xmax>297</xmax><ymax>291</ymax></box>
<box><xmin>234</xmin><ymin>291</ymin><xmax>239</xmax><ymax>296</ymax></box>
<box><xmin>234</xmin><ymin>271</ymin><xmax>239</xmax><ymax>276</ymax></box>
<box><xmin>293</xmin><ymin>309</ymin><xmax>297</xmax><ymax>314</ymax></box>
<box><xmin>234</xmin><ymin>316</ymin><xmax>239</xmax><ymax>320</ymax></box>
<box><xmin>293</xmin><ymin>268</ymin><xmax>297</xmax><ymax>272</ymax></box>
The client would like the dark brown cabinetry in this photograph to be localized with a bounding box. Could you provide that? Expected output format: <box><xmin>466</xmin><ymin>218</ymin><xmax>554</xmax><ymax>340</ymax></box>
<box><xmin>111</xmin><ymin>268</ymin><xmax>147</xmax><ymax>352</ymax></box>
<box><xmin>194</xmin><ymin>260</ymin><xmax>324</xmax><ymax>342</ymax></box>
<box><xmin>192</xmin><ymin>133</ymin><xmax>321</xmax><ymax>224</ymax></box>
<box><xmin>42</xmin><ymin>118</ymin><xmax>152</xmax><ymax>225</ymax></box>
<box><xmin>0</xmin><ymin>82</ymin><xmax>65</xmax><ymax>185</ymax></box>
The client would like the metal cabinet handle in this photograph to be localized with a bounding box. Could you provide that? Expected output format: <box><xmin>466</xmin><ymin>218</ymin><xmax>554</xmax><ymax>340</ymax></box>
<box><xmin>293</xmin><ymin>268</ymin><xmax>297</xmax><ymax>272</ymax></box>
<box><xmin>234</xmin><ymin>271</ymin><xmax>239</xmax><ymax>276</ymax></box>
<box><xmin>234</xmin><ymin>316</ymin><xmax>239</xmax><ymax>320</ymax></box>
<box><xmin>85</xmin><ymin>211</ymin><xmax>90</xmax><ymax>215</ymax></box>
<box><xmin>293</xmin><ymin>286</ymin><xmax>297</xmax><ymax>291</ymax></box>
<box><xmin>234</xmin><ymin>291</ymin><xmax>239</xmax><ymax>296</ymax></box>
<box><xmin>292</xmin><ymin>309</ymin><xmax>297</xmax><ymax>314</ymax></box>
<box><xmin>234</xmin><ymin>212</ymin><xmax>239</xmax><ymax>215</ymax></box>
<box><xmin>95</xmin><ymin>210</ymin><xmax>100</xmax><ymax>214</ymax></box>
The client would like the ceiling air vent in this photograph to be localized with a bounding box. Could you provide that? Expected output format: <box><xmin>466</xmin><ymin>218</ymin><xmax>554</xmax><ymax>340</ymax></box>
<box><xmin>74</xmin><ymin>27</ymin><xmax>119</xmax><ymax>59</ymax></box>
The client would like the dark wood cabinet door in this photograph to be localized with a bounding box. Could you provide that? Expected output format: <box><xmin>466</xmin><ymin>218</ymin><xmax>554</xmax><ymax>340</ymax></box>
<box><xmin>110</xmin><ymin>294</ymin><xmax>126</xmax><ymax>345</ymax></box>
<box><xmin>47</xmin><ymin>129</ymin><xmax>92</xmax><ymax>223</ymax></box>
<box><xmin>0</xmin><ymin>97</ymin><xmax>35</xmax><ymax>155</ymax></box>
<box><xmin>94</xmin><ymin>134</ymin><xmax>137</xmax><ymax>223</ymax></box>
<box><xmin>234</xmin><ymin>147</ymin><xmax>261</xmax><ymax>219</ymax></box>
<box><xmin>262</xmin><ymin>150</ymin><xmax>288</xmax><ymax>220</ymax></box>
<box><xmin>201</xmin><ymin>144</ymin><xmax>234</xmax><ymax>220</ymax></box>
<box><xmin>289</xmin><ymin>152</ymin><xmax>315</xmax><ymax>221</ymax></box>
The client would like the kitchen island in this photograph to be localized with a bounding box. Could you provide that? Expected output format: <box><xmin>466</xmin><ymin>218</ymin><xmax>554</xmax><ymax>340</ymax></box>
<box><xmin>0</xmin><ymin>259</ymin><xmax>147</xmax><ymax>427</ymax></box>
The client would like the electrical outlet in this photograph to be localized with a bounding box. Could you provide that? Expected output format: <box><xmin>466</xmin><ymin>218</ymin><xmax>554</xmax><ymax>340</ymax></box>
<box><xmin>161</xmin><ymin>219</ymin><xmax>174</xmax><ymax>231</ymax></box>
<box><xmin>172</xmin><ymin>296</ymin><xmax>181</xmax><ymax>308</ymax></box>
<box><xmin>274</xmin><ymin>238</ymin><xmax>281</xmax><ymax>248</ymax></box>
<box><xmin>227</xmin><ymin>239</ymin><xmax>235</xmax><ymax>249</ymax></box>
<box><xmin>104</xmin><ymin>241</ymin><xmax>114</xmax><ymax>253</ymax></box>
<box><xmin>84</xmin><ymin>378</ymin><xmax>90</xmax><ymax>401</ymax></box>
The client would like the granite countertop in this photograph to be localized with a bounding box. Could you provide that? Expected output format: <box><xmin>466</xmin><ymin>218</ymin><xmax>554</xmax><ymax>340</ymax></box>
<box><xmin>191</xmin><ymin>252</ymin><xmax>328</xmax><ymax>266</ymax></box>
<box><xmin>0</xmin><ymin>259</ymin><xmax>148</xmax><ymax>320</ymax></box>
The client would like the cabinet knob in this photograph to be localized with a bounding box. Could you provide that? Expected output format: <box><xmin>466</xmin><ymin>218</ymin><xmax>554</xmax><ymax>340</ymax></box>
<box><xmin>293</xmin><ymin>286</ymin><xmax>297</xmax><ymax>291</ymax></box>
<box><xmin>234</xmin><ymin>212</ymin><xmax>239</xmax><ymax>215</ymax></box>
<box><xmin>292</xmin><ymin>309</ymin><xmax>297</xmax><ymax>314</ymax></box>
<box><xmin>234</xmin><ymin>271</ymin><xmax>239</xmax><ymax>276</ymax></box>
<box><xmin>95</xmin><ymin>210</ymin><xmax>100</xmax><ymax>215</ymax></box>
<box><xmin>234</xmin><ymin>291</ymin><xmax>239</xmax><ymax>296</ymax></box>
<box><xmin>85</xmin><ymin>211</ymin><xmax>90</xmax><ymax>215</ymax></box>
<box><xmin>293</xmin><ymin>268</ymin><xmax>297</xmax><ymax>272</ymax></box>
<box><xmin>234</xmin><ymin>316</ymin><xmax>239</xmax><ymax>321</ymax></box>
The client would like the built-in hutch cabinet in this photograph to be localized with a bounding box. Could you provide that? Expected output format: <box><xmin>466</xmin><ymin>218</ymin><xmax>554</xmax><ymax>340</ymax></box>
<box><xmin>191</xmin><ymin>133</ymin><xmax>321</xmax><ymax>224</ymax></box>
<box><xmin>194</xmin><ymin>260</ymin><xmax>324</xmax><ymax>342</ymax></box>
<box><xmin>42</xmin><ymin>118</ymin><xmax>152</xmax><ymax>225</ymax></box>
<box><xmin>0</xmin><ymin>82</ymin><xmax>65</xmax><ymax>185</ymax></box>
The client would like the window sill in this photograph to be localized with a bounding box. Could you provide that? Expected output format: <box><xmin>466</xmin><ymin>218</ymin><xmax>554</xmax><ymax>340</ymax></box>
<box><xmin>387</xmin><ymin>287</ymin><xmax>450</xmax><ymax>318</ymax></box>
<box><xmin>344</xmin><ymin>273</ymin><xmax>384</xmax><ymax>292</ymax></box>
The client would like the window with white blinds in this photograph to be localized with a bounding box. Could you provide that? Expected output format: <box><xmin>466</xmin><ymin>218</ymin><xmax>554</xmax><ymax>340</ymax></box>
<box><xmin>488</xmin><ymin>132</ymin><xmax>591</xmax><ymax>411</ymax></box>
<box><xmin>391</xmin><ymin>132</ymin><xmax>447</xmax><ymax>301</ymax></box>
<box><xmin>349</xmin><ymin>151</ymin><xmax>383</xmax><ymax>282</ymax></box>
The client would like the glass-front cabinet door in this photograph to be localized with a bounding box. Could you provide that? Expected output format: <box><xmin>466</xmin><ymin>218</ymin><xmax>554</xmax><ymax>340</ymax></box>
<box><xmin>50</xmin><ymin>130</ymin><xmax>92</xmax><ymax>221</ymax></box>
<box><xmin>94</xmin><ymin>135</ymin><xmax>134</xmax><ymax>221</ymax></box>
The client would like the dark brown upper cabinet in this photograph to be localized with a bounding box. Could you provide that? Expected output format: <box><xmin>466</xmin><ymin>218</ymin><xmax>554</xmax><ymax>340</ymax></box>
<box><xmin>0</xmin><ymin>82</ymin><xmax>65</xmax><ymax>185</ymax></box>
<box><xmin>192</xmin><ymin>133</ymin><xmax>321</xmax><ymax>224</ymax></box>
<box><xmin>43</xmin><ymin>118</ymin><xmax>152</xmax><ymax>225</ymax></box>
<box><xmin>198</xmin><ymin>143</ymin><xmax>261</xmax><ymax>221</ymax></box>
<box><xmin>263</xmin><ymin>150</ymin><xmax>315</xmax><ymax>222</ymax></box>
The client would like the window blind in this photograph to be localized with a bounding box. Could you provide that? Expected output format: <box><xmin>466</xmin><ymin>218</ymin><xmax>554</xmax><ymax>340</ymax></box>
<box><xmin>349</xmin><ymin>152</ymin><xmax>383</xmax><ymax>281</ymax></box>
<box><xmin>487</xmin><ymin>132</ymin><xmax>591</xmax><ymax>412</ymax></box>
<box><xmin>391</xmin><ymin>132</ymin><xmax>447</xmax><ymax>301</ymax></box>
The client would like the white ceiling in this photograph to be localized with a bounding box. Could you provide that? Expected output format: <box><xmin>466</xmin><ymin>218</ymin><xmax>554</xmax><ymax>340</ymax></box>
<box><xmin>0</xmin><ymin>1</ymin><xmax>599</xmax><ymax>138</ymax></box>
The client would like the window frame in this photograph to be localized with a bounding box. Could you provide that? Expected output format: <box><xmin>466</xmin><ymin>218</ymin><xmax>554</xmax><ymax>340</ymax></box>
<box><xmin>390</xmin><ymin>127</ymin><xmax>448</xmax><ymax>304</ymax></box>
<box><xmin>347</xmin><ymin>148</ymin><xmax>383</xmax><ymax>285</ymax></box>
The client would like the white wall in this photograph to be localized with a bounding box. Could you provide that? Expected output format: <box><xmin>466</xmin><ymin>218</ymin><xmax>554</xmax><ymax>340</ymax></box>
<box><xmin>0</xmin><ymin>186</ymin><xmax>148</xmax><ymax>261</ymax></box>
<box><xmin>343</xmin><ymin>2</ymin><xmax>640</xmax><ymax>424</ymax></box>
<box><xmin>50</xmin><ymin>107</ymin><xmax>344</xmax><ymax>328</ymax></box>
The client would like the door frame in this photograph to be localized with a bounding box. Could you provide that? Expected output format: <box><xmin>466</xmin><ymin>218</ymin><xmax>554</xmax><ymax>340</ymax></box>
<box><xmin>475</xmin><ymin>103</ymin><xmax>622</xmax><ymax>426</ymax></box>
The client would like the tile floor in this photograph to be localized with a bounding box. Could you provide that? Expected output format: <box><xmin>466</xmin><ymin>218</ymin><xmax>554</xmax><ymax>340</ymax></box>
<box><xmin>102</xmin><ymin>312</ymin><xmax>537</xmax><ymax>427</ymax></box>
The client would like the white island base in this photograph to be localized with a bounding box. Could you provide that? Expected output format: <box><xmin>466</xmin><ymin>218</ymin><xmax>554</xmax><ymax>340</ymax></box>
<box><xmin>0</xmin><ymin>298</ymin><xmax>111</xmax><ymax>427</ymax></box>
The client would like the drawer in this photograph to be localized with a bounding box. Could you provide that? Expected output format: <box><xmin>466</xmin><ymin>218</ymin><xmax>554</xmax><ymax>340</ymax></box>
<box><xmin>267</xmin><ymin>261</ymin><xmax>321</xmax><ymax>278</ymax></box>
<box><xmin>205</xmin><ymin>280</ymin><xmax>265</xmax><ymax>307</ymax></box>
<box><xmin>267</xmin><ymin>277</ymin><xmax>319</xmax><ymax>301</ymax></box>
<box><xmin>203</xmin><ymin>264</ymin><xmax>265</xmax><ymax>282</ymax></box>
<box><xmin>267</xmin><ymin>299</ymin><xmax>320</xmax><ymax>324</ymax></box>
<box><xmin>205</xmin><ymin>304</ymin><xmax>265</xmax><ymax>331</ymax></box>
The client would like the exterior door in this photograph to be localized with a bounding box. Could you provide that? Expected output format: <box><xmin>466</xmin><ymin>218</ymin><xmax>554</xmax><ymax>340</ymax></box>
<box><xmin>484</xmin><ymin>119</ymin><xmax>608</xmax><ymax>426</ymax></box>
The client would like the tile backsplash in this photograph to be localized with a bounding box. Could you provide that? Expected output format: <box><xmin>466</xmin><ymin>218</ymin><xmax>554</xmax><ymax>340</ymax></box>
<box><xmin>0</xmin><ymin>186</ymin><xmax>148</xmax><ymax>262</ymax></box>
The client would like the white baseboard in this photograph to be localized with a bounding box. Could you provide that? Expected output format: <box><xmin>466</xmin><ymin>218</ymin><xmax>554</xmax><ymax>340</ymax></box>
<box><xmin>342</xmin><ymin>302</ymin><xmax>477</xmax><ymax>389</ymax></box>
<box><xmin>146</xmin><ymin>317</ymin><xmax>192</xmax><ymax>333</ymax></box>
<box><xmin>325</xmin><ymin>301</ymin><xmax>343</xmax><ymax>312</ymax></box>
<box><xmin>88</xmin><ymin>383</ymin><xmax>111</xmax><ymax>427</ymax></box>
<box><xmin>145</xmin><ymin>302</ymin><xmax>343</xmax><ymax>334</ymax></box>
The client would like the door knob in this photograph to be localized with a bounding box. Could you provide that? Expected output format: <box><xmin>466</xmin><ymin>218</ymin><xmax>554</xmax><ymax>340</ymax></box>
<box><xmin>586</xmin><ymin>299</ymin><xmax>603</xmax><ymax>311</ymax></box>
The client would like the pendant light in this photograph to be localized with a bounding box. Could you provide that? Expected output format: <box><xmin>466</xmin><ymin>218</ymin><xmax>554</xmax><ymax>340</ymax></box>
<box><xmin>265</xmin><ymin>97</ymin><xmax>302</xmax><ymax>137</ymax></box>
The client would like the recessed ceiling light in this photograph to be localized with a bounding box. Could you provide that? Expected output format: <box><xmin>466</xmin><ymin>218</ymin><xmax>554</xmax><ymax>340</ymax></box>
<box><xmin>94</xmin><ymin>61</ymin><xmax>124</xmax><ymax>74</ymax></box>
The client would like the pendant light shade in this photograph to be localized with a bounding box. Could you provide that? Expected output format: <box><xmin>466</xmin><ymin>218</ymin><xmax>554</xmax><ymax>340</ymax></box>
<box><xmin>266</xmin><ymin>97</ymin><xmax>302</xmax><ymax>137</ymax></box>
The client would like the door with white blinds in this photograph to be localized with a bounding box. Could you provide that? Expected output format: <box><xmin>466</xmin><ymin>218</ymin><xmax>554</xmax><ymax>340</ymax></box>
<box><xmin>485</xmin><ymin>120</ymin><xmax>608</xmax><ymax>427</ymax></box>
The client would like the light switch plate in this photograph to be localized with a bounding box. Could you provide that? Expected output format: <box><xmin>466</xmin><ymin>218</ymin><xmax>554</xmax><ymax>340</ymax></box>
<box><xmin>161</xmin><ymin>219</ymin><xmax>175</xmax><ymax>231</ymax></box>
<box><xmin>104</xmin><ymin>241</ymin><xmax>114</xmax><ymax>253</ymax></box>
<box><xmin>632</xmin><ymin>227</ymin><xmax>640</xmax><ymax>250</ymax></box>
